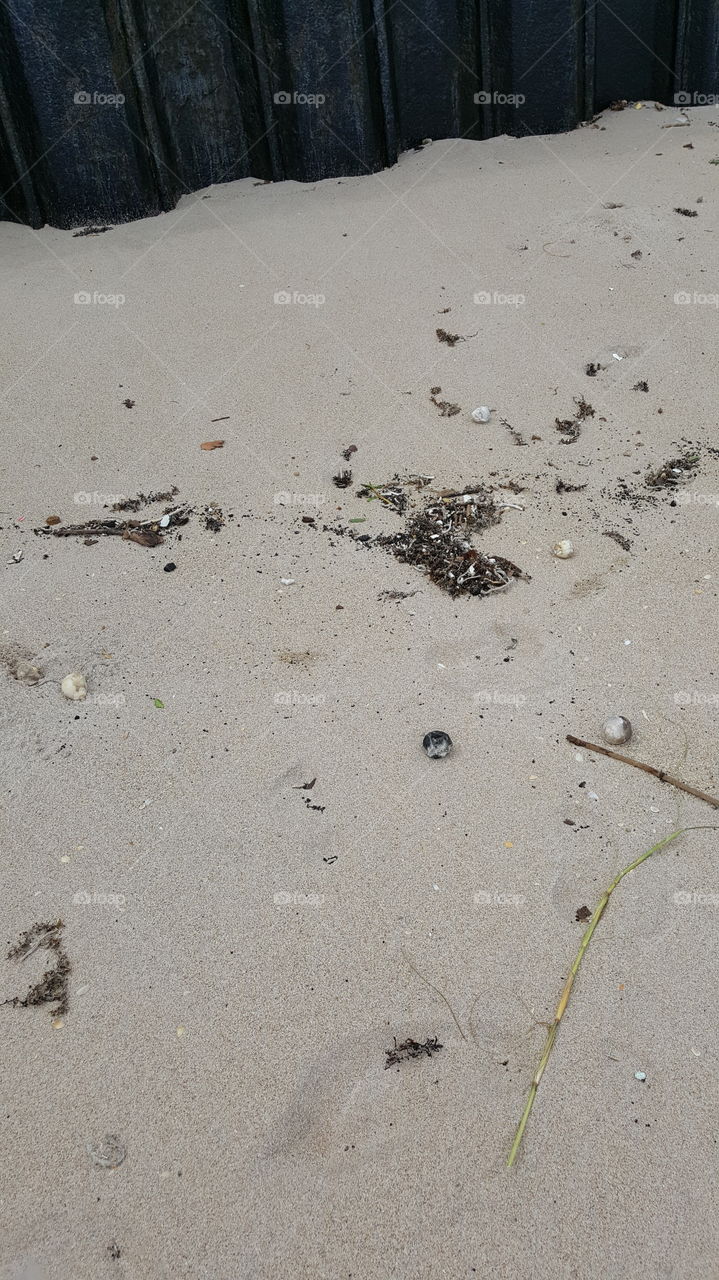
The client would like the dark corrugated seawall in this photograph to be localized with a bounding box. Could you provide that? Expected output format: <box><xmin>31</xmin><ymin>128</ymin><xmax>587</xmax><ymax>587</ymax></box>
<box><xmin>1</xmin><ymin>0</ymin><xmax>717</xmax><ymax>228</ymax></box>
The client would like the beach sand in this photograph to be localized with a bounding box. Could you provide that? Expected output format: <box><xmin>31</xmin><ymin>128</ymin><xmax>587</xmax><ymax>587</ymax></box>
<box><xmin>1</xmin><ymin>103</ymin><xmax>718</xmax><ymax>1278</ymax></box>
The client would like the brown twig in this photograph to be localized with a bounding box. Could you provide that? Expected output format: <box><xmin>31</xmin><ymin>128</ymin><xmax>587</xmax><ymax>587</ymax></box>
<box><xmin>566</xmin><ymin>735</ymin><xmax>719</xmax><ymax>809</ymax></box>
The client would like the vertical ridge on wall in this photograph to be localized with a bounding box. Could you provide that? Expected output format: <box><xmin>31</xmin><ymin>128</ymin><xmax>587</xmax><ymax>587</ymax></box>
<box><xmin>0</xmin><ymin>0</ymin><xmax>716</xmax><ymax>228</ymax></box>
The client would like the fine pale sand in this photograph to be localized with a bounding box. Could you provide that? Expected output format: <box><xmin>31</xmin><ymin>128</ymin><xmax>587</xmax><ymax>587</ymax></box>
<box><xmin>1</xmin><ymin>104</ymin><xmax>719</xmax><ymax>1279</ymax></box>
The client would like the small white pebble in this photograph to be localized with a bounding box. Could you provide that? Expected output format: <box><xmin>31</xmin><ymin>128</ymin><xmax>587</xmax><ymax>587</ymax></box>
<box><xmin>634</xmin><ymin>1071</ymin><xmax>647</xmax><ymax>1081</ymax></box>
<box><xmin>159</xmin><ymin>514</ymin><xmax>171</xmax><ymax>528</ymax></box>
<box><xmin>280</xmin><ymin>578</ymin><xmax>295</xmax><ymax>585</ymax></box>
<box><xmin>471</xmin><ymin>406</ymin><xmax>491</xmax><ymax>423</ymax></box>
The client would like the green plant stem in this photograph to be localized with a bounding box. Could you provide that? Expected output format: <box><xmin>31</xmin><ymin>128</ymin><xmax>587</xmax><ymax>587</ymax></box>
<box><xmin>507</xmin><ymin>826</ymin><xmax>713</xmax><ymax>1167</ymax></box>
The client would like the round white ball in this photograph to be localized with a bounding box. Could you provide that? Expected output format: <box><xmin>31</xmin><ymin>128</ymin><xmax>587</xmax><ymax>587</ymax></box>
<box><xmin>602</xmin><ymin>716</ymin><xmax>632</xmax><ymax>745</ymax></box>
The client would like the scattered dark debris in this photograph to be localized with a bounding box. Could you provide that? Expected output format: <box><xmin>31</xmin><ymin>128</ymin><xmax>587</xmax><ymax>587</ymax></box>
<box><xmin>358</xmin><ymin>474</ymin><xmax>432</xmax><ymax>514</ymax></box>
<box><xmin>610</xmin><ymin>99</ymin><xmax>628</xmax><ymax>111</ymax></box>
<box><xmin>385</xmin><ymin>1036</ymin><xmax>443</xmax><ymax>1068</ymax></box>
<box><xmin>293</xmin><ymin>778</ymin><xmax>317</xmax><ymax>790</ymax></box>
<box><xmin>633</xmin><ymin>380</ymin><xmax>649</xmax><ymax>392</ymax></box>
<box><xmin>377</xmin><ymin>588</ymin><xmax>418</xmax><ymax>602</ymax></box>
<box><xmin>211</xmin><ymin>415</ymin><xmax>230</xmax><ymax>423</ymax></box>
<box><xmin>575</xmin><ymin>905</ymin><xmax>592</xmax><ymax>923</ymax></box>
<box><xmin>303</xmin><ymin>797</ymin><xmax>325</xmax><ymax>813</ymax></box>
<box><xmin>429</xmin><ymin>387</ymin><xmax>461</xmax><ymax>417</ymax></box>
<box><xmin>332</xmin><ymin>470</ymin><xmax>353</xmax><ymax>489</ymax></box>
<box><xmin>323</xmin><ymin>855</ymin><xmax>338</xmax><ymax>864</ymax></box>
<box><xmin>436</xmin><ymin>327</ymin><xmax>476</xmax><ymax>347</ymax></box>
<box><xmin>72</xmin><ymin>225</ymin><xmax>112</xmax><ymax>237</ymax></box>
<box><xmin>574</xmin><ymin>397</ymin><xmax>595</xmax><ymax>420</ymax></box>
<box><xmin>603</xmin><ymin>529</ymin><xmax>632</xmax><ymax>551</ymax></box>
<box><xmin>36</xmin><ymin>505</ymin><xmax>191</xmax><ymax>547</ymax></box>
<box><xmin>202</xmin><ymin>503</ymin><xmax>224</xmax><ymax>532</ymax></box>
<box><xmin>163</xmin><ymin>561</ymin><xmax>176</xmax><ymax>572</ymax></box>
<box><xmin>113</xmin><ymin>487</ymin><xmax>179</xmax><ymax>513</ymax></box>
<box><xmin>123</xmin><ymin>398</ymin><xmax>135</xmax><ymax>409</ymax></box>
<box><xmin>585</xmin><ymin>362</ymin><xmax>604</xmax><ymax>376</ymax></box>
<box><xmin>674</xmin><ymin>207</ymin><xmax>698</xmax><ymax>217</ymax></box>
<box><xmin>555</xmin><ymin>396</ymin><xmax>594</xmax><ymax>444</ymax></box>
<box><xmin>497</xmin><ymin>479</ymin><xmax>526</xmax><ymax>494</ymax></box>
<box><xmin>556</xmin><ymin>479</ymin><xmax>587</xmax><ymax>494</ymax></box>
<box><xmin>3</xmin><ymin>920</ymin><xmax>70</xmax><ymax>1018</ymax></box>
<box><xmin>341</xmin><ymin>444</ymin><xmax>358</xmax><ymax>461</ymax></box>
<box><xmin>108</xmin><ymin>1243</ymin><xmax>122</xmax><ymax>1261</ymax></box>
<box><xmin>631</xmin><ymin>250</ymin><xmax>642</xmax><ymax>259</ymax></box>
<box><xmin>357</xmin><ymin>480</ymin><xmax>407</xmax><ymax>515</ymax></box>
<box><xmin>555</xmin><ymin>417</ymin><xmax>581</xmax><ymax>443</ymax></box>
<box><xmin>646</xmin><ymin>452</ymin><xmax>700</xmax><ymax>488</ymax></box>
<box><xmin>500</xmin><ymin>417</ymin><xmax>528</xmax><ymax>447</ymax></box>
<box><xmin>603</xmin><ymin>201</ymin><xmax>624</xmax><ymax>209</ymax></box>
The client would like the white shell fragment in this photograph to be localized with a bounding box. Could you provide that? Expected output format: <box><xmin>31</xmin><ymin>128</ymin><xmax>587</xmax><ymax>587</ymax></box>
<box><xmin>61</xmin><ymin>672</ymin><xmax>87</xmax><ymax>701</ymax></box>
<box><xmin>552</xmin><ymin>540</ymin><xmax>574</xmax><ymax>558</ymax></box>
<box><xmin>159</xmin><ymin>514</ymin><xmax>171</xmax><ymax>528</ymax></box>
<box><xmin>634</xmin><ymin>1071</ymin><xmax>647</xmax><ymax>1082</ymax></box>
<box><xmin>280</xmin><ymin>578</ymin><xmax>295</xmax><ymax>585</ymax></box>
<box><xmin>471</xmin><ymin>406</ymin><xmax>491</xmax><ymax>423</ymax></box>
<box><xmin>602</xmin><ymin>715</ymin><xmax>632</xmax><ymax>745</ymax></box>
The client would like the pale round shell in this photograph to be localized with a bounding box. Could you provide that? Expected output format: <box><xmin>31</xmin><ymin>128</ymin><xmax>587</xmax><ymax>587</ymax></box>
<box><xmin>471</xmin><ymin>406</ymin><xmax>491</xmax><ymax>423</ymax></box>
<box><xmin>61</xmin><ymin>672</ymin><xmax>87</xmax><ymax>701</ymax></box>
<box><xmin>602</xmin><ymin>715</ymin><xmax>632</xmax><ymax>745</ymax></box>
<box><xmin>552</xmin><ymin>540</ymin><xmax>574</xmax><ymax>558</ymax></box>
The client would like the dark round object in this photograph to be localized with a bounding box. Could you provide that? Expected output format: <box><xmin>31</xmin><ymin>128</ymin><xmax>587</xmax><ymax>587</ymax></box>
<box><xmin>422</xmin><ymin>730</ymin><xmax>452</xmax><ymax>759</ymax></box>
<box><xmin>163</xmin><ymin>562</ymin><xmax>176</xmax><ymax>573</ymax></box>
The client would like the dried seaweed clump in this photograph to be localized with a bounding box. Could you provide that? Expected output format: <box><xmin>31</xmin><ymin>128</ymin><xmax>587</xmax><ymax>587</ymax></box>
<box><xmin>357</xmin><ymin>474</ymin><xmax>433</xmax><ymax>516</ymax></box>
<box><xmin>555</xmin><ymin>396</ymin><xmax>595</xmax><ymax>444</ymax></box>
<box><xmin>3</xmin><ymin>920</ymin><xmax>70</xmax><ymax>1018</ymax></box>
<box><xmin>385</xmin><ymin>1036</ymin><xmax>443</xmax><ymax>1068</ymax></box>
<box><xmin>378</xmin><ymin>487</ymin><xmax>528</xmax><ymax>597</ymax></box>
<box><xmin>645</xmin><ymin>452</ymin><xmax>700</xmax><ymax>488</ymax></box>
